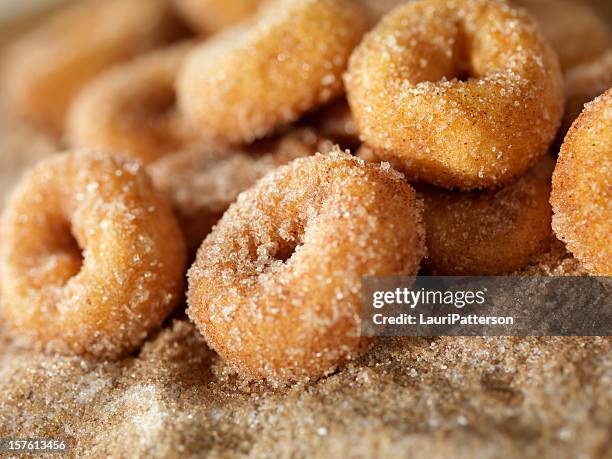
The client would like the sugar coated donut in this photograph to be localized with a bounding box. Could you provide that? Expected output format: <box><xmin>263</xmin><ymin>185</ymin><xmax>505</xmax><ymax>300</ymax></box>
<box><xmin>149</xmin><ymin>128</ymin><xmax>330</xmax><ymax>253</ymax></box>
<box><xmin>0</xmin><ymin>0</ymin><xmax>182</xmax><ymax>136</ymax></box>
<box><xmin>0</xmin><ymin>151</ymin><xmax>186</xmax><ymax>357</ymax></box>
<box><xmin>187</xmin><ymin>149</ymin><xmax>425</xmax><ymax>382</ymax></box>
<box><xmin>171</xmin><ymin>0</ymin><xmax>262</xmax><ymax>34</ymax></box>
<box><xmin>562</xmin><ymin>50</ymin><xmax>612</xmax><ymax>139</ymax></box>
<box><xmin>177</xmin><ymin>0</ymin><xmax>371</xmax><ymax>144</ymax></box>
<box><xmin>345</xmin><ymin>0</ymin><xmax>564</xmax><ymax>190</ymax></box>
<box><xmin>513</xmin><ymin>0</ymin><xmax>612</xmax><ymax>72</ymax></box>
<box><xmin>67</xmin><ymin>42</ymin><xmax>195</xmax><ymax>164</ymax></box>
<box><xmin>418</xmin><ymin>155</ymin><xmax>555</xmax><ymax>275</ymax></box>
<box><xmin>551</xmin><ymin>89</ymin><xmax>612</xmax><ymax>276</ymax></box>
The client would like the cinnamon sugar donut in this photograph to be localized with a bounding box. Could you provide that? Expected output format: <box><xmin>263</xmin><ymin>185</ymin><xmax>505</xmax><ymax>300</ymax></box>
<box><xmin>345</xmin><ymin>0</ymin><xmax>564</xmax><ymax>190</ymax></box>
<box><xmin>0</xmin><ymin>0</ymin><xmax>181</xmax><ymax>135</ymax></box>
<box><xmin>149</xmin><ymin>128</ymin><xmax>330</xmax><ymax>253</ymax></box>
<box><xmin>177</xmin><ymin>0</ymin><xmax>371</xmax><ymax>144</ymax></box>
<box><xmin>0</xmin><ymin>151</ymin><xmax>186</xmax><ymax>357</ymax></box>
<box><xmin>67</xmin><ymin>42</ymin><xmax>195</xmax><ymax>164</ymax></box>
<box><xmin>551</xmin><ymin>89</ymin><xmax>611</xmax><ymax>276</ymax></box>
<box><xmin>419</xmin><ymin>155</ymin><xmax>555</xmax><ymax>275</ymax></box>
<box><xmin>171</xmin><ymin>0</ymin><xmax>262</xmax><ymax>34</ymax></box>
<box><xmin>187</xmin><ymin>150</ymin><xmax>425</xmax><ymax>382</ymax></box>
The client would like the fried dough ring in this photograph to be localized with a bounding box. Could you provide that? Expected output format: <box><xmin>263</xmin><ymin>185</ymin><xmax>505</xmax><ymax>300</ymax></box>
<box><xmin>345</xmin><ymin>0</ymin><xmax>564</xmax><ymax>190</ymax></box>
<box><xmin>149</xmin><ymin>128</ymin><xmax>330</xmax><ymax>253</ymax></box>
<box><xmin>171</xmin><ymin>0</ymin><xmax>262</xmax><ymax>34</ymax></box>
<box><xmin>562</xmin><ymin>50</ymin><xmax>612</xmax><ymax>139</ymax></box>
<box><xmin>551</xmin><ymin>89</ymin><xmax>612</xmax><ymax>276</ymax></box>
<box><xmin>177</xmin><ymin>0</ymin><xmax>371</xmax><ymax>144</ymax></box>
<box><xmin>0</xmin><ymin>151</ymin><xmax>186</xmax><ymax>357</ymax></box>
<box><xmin>187</xmin><ymin>150</ymin><xmax>425</xmax><ymax>382</ymax></box>
<box><xmin>0</xmin><ymin>0</ymin><xmax>181</xmax><ymax>135</ymax></box>
<box><xmin>513</xmin><ymin>0</ymin><xmax>612</xmax><ymax>72</ymax></box>
<box><xmin>67</xmin><ymin>42</ymin><xmax>195</xmax><ymax>164</ymax></box>
<box><xmin>419</xmin><ymin>155</ymin><xmax>555</xmax><ymax>275</ymax></box>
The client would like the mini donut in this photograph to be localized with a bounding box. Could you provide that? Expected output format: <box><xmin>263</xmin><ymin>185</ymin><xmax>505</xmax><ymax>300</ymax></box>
<box><xmin>562</xmin><ymin>50</ymin><xmax>612</xmax><ymax>139</ymax></box>
<box><xmin>67</xmin><ymin>42</ymin><xmax>195</xmax><ymax>165</ymax></box>
<box><xmin>418</xmin><ymin>155</ymin><xmax>555</xmax><ymax>275</ymax></box>
<box><xmin>344</xmin><ymin>0</ymin><xmax>564</xmax><ymax>190</ymax></box>
<box><xmin>302</xmin><ymin>99</ymin><xmax>361</xmax><ymax>152</ymax></box>
<box><xmin>0</xmin><ymin>151</ymin><xmax>186</xmax><ymax>357</ymax></box>
<box><xmin>513</xmin><ymin>0</ymin><xmax>612</xmax><ymax>72</ymax></box>
<box><xmin>177</xmin><ymin>0</ymin><xmax>371</xmax><ymax>145</ymax></box>
<box><xmin>187</xmin><ymin>149</ymin><xmax>425</xmax><ymax>382</ymax></box>
<box><xmin>149</xmin><ymin>128</ymin><xmax>330</xmax><ymax>253</ymax></box>
<box><xmin>0</xmin><ymin>0</ymin><xmax>182</xmax><ymax>135</ymax></box>
<box><xmin>170</xmin><ymin>0</ymin><xmax>262</xmax><ymax>34</ymax></box>
<box><xmin>551</xmin><ymin>89</ymin><xmax>612</xmax><ymax>276</ymax></box>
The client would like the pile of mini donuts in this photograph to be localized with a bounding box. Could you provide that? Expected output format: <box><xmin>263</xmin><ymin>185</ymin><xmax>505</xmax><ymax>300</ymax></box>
<box><xmin>0</xmin><ymin>0</ymin><xmax>609</xmax><ymax>383</ymax></box>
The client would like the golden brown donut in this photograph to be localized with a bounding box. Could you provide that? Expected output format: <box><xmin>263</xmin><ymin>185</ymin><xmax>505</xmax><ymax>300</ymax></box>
<box><xmin>171</xmin><ymin>0</ymin><xmax>262</xmax><ymax>34</ymax></box>
<box><xmin>345</xmin><ymin>0</ymin><xmax>564</xmax><ymax>190</ymax></box>
<box><xmin>551</xmin><ymin>89</ymin><xmax>611</xmax><ymax>275</ymax></box>
<box><xmin>0</xmin><ymin>151</ymin><xmax>186</xmax><ymax>357</ymax></box>
<box><xmin>67</xmin><ymin>42</ymin><xmax>195</xmax><ymax>165</ymax></box>
<box><xmin>562</xmin><ymin>50</ymin><xmax>612</xmax><ymax>139</ymax></box>
<box><xmin>418</xmin><ymin>155</ymin><xmax>555</xmax><ymax>275</ymax></box>
<box><xmin>149</xmin><ymin>128</ymin><xmax>330</xmax><ymax>253</ymax></box>
<box><xmin>177</xmin><ymin>0</ymin><xmax>371</xmax><ymax>144</ymax></box>
<box><xmin>513</xmin><ymin>0</ymin><xmax>612</xmax><ymax>72</ymax></box>
<box><xmin>187</xmin><ymin>150</ymin><xmax>425</xmax><ymax>383</ymax></box>
<box><xmin>0</xmin><ymin>0</ymin><xmax>182</xmax><ymax>135</ymax></box>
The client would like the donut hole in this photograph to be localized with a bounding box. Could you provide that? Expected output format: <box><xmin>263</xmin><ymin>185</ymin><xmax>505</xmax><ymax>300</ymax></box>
<box><xmin>44</xmin><ymin>218</ymin><xmax>84</xmax><ymax>287</ymax></box>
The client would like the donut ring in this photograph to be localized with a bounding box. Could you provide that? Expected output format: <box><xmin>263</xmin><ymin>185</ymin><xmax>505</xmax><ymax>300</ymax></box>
<box><xmin>551</xmin><ymin>89</ymin><xmax>612</xmax><ymax>276</ymax></box>
<box><xmin>170</xmin><ymin>0</ymin><xmax>262</xmax><ymax>34</ymax></box>
<box><xmin>0</xmin><ymin>0</ymin><xmax>182</xmax><ymax>135</ymax></box>
<box><xmin>177</xmin><ymin>0</ymin><xmax>371</xmax><ymax>144</ymax></box>
<box><xmin>67</xmin><ymin>42</ymin><xmax>195</xmax><ymax>165</ymax></box>
<box><xmin>344</xmin><ymin>0</ymin><xmax>564</xmax><ymax>190</ymax></box>
<box><xmin>418</xmin><ymin>155</ymin><xmax>555</xmax><ymax>275</ymax></box>
<box><xmin>513</xmin><ymin>0</ymin><xmax>612</xmax><ymax>72</ymax></box>
<box><xmin>149</xmin><ymin>128</ymin><xmax>330</xmax><ymax>253</ymax></box>
<box><xmin>0</xmin><ymin>151</ymin><xmax>186</xmax><ymax>357</ymax></box>
<box><xmin>562</xmin><ymin>50</ymin><xmax>612</xmax><ymax>139</ymax></box>
<box><xmin>187</xmin><ymin>150</ymin><xmax>425</xmax><ymax>382</ymax></box>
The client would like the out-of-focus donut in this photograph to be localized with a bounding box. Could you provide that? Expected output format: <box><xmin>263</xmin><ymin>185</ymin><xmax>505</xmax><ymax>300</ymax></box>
<box><xmin>67</xmin><ymin>42</ymin><xmax>195</xmax><ymax>164</ymax></box>
<box><xmin>177</xmin><ymin>0</ymin><xmax>371</xmax><ymax>144</ymax></box>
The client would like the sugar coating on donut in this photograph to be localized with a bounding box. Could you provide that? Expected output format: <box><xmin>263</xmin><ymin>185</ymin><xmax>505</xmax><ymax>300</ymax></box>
<box><xmin>0</xmin><ymin>0</ymin><xmax>181</xmax><ymax>135</ymax></box>
<box><xmin>149</xmin><ymin>128</ymin><xmax>331</xmax><ymax>253</ymax></box>
<box><xmin>171</xmin><ymin>0</ymin><xmax>263</xmax><ymax>34</ymax></box>
<box><xmin>177</xmin><ymin>0</ymin><xmax>371</xmax><ymax>144</ymax></box>
<box><xmin>551</xmin><ymin>89</ymin><xmax>612</xmax><ymax>276</ymax></box>
<box><xmin>513</xmin><ymin>0</ymin><xmax>612</xmax><ymax>72</ymax></box>
<box><xmin>345</xmin><ymin>0</ymin><xmax>564</xmax><ymax>190</ymax></box>
<box><xmin>67</xmin><ymin>42</ymin><xmax>196</xmax><ymax>164</ymax></box>
<box><xmin>0</xmin><ymin>151</ymin><xmax>186</xmax><ymax>357</ymax></box>
<box><xmin>187</xmin><ymin>148</ymin><xmax>425</xmax><ymax>383</ymax></box>
<box><xmin>418</xmin><ymin>155</ymin><xmax>555</xmax><ymax>275</ymax></box>
<box><xmin>562</xmin><ymin>50</ymin><xmax>612</xmax><ymax>139</ymax></box>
